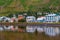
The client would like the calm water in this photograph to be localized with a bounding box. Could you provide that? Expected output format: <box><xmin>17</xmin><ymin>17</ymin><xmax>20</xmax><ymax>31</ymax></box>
<box><xmin>0</xmin><ymin>25</ymin><xmax>60</xmax><ymax>36</ymax></box>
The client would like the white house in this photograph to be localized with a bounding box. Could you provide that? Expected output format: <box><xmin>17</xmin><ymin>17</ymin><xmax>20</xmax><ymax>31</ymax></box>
<box><xmin>37</xmin><ymin>16</ymin><xmax>45</xmax><ymax>22</ymax></box>
<box><xmin>45</xmin><ymin>14</ymin><xmax>60</xmax><ymax>23</ymax></box>
<box><xmin>4</xmin><ymin>17</ymin><xmax>11</xmax><ymax>22</ymax></box>
<box><xmin>26</xmin><ymin>16</ymin><xmax>36</xmax><ymax>22</ymax></box>
<box><xmin>0</xmin><ymin>16</ymin><xmax>11</xmax><ymax>22</ymax></box>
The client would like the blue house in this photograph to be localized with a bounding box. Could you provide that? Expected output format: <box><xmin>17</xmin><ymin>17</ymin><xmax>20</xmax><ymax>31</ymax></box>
<box><xmin>45</xmin><ymin>14</ymin><xmax>60</xmax><ymax>23</ymax></box>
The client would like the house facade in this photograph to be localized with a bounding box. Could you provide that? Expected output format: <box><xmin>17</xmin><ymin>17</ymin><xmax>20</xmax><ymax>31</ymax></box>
<box><xmin>26</xmin><ymin>16</ymin><xmax>36</xmax><ymax>22</ymax></box>
<box><xmin>37</xmin><ymin>16</ymin><xmax>45</xmax><ymax>22</ymax></box>
<box><xmin>45</xmin><ymin>14</ymin><xmax>60</xmax><ymax>23</ymax></box>
<box><xmin>18</xmin><ymin>15</ymin><xmax>24</xmax><ymax>20</ymax></box>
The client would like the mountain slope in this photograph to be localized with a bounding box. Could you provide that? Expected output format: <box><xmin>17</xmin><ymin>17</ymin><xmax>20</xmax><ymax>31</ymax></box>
<box><xmin>0</xmin><ymin>0</ymin><xmax>60</xmax><ymax>13</ymax></box>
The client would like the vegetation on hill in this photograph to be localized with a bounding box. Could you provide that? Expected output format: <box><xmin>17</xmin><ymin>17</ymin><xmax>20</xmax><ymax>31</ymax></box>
<box><xmin>0</xmin><ymin>0</ymin><xmax>12</xmax><ymax>6</ymax></box>
<box><xmin>0</xmin><ymin>0</ymin><xmax>60</xmax><ymax>16</ymax></box>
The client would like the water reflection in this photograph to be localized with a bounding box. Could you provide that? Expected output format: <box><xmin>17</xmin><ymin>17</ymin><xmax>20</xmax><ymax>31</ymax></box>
<box><xmin>26</xmin><ymin>25</ymin><xmax>60</xmax><ymax>36</ymax></box>
<box><xmin>0</xmin><ymin>25</ymin><xmax>60</xmax><ymax>36</ymax></box>
<box><xmin>0</xmin><ymin>25</ymin><xmax>25</xmax><ymax>32</ymax></box>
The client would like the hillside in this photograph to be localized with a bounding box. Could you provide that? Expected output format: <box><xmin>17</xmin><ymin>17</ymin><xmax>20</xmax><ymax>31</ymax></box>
<box><xmin>0</xmin><ymin>0</ymin><xmax>60</xmax><ymax>16</ymax></box>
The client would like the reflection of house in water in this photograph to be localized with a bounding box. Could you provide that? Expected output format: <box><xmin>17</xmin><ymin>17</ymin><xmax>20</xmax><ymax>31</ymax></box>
<box><xmin>44</xmin><ymin>27</ymin><xmax>60</xmax><ymax>36</ymax></box>
<box><xmin>26</xmin><ymin>26</ymin><xmax>44</xmax><ymax>33</ymax></box>
<box><xmin>26</xmin><ymin>14</ymin><xmax>60</xmax><ymax>36</ymax></box>
<box><xmin>4</xmin><ymin>25</ymin><xmax>14</xmax><ymax>31</ymax></box>
<box><xmin>26</xmin><ymin>25</ymin><xmax>60</xmax><ymax>36</ymax></box>
<box><xmin>0</xmin><ymin>25</ymin><xmax>18</xmax><ymax>31</ymax></box>
<box><xmin>0</xmin><ymin>25</ymin><xmax>4</xmax><ymax>31</ymax></box>
<box><xmin>0</xmin><ymin>25</ymin><xmax>25</xmax><ymax>32</ymax></box>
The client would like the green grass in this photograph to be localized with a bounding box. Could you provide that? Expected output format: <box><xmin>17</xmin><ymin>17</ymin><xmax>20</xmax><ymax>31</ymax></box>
<box><xmin>44</xmin><ymin>0</ymin><xmax>60</xmax><ymax>7</ymax></box>
<box><xmin>20</xmin><ymin>0</ymin><xmax>26</xmax><ymax>4</ymax></box>
<box><xmin>0</xmin><ymin>12</ymin><xmax>10</xmax><ymax>16</ymax></box>
<box><xmin>52</xmin><ymin>0</ymin><xmax>60</xmax><ymax>7</ymax></box>
<box><xmin>0</xmin><ymin>0</ymin><xmax>12</xmax><ymax>6</ymax></box>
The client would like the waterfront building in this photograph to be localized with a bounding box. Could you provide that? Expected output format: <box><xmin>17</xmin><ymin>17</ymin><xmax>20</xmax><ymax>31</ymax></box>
<box><xmin>37</xmin><ymin>16</ymin><xmax>45</xmax><ymax>22</ymax></box>
<box><xmin>18</xmin><ymin>15</ymin><xmax>24</xmax><ymax>20</ymax></box>
<box><xmin>26</xmin><ymin>16</ymin><xmax>36</xmax><ymax>22</ymax></box>
<box><xmin>45</xmin><ymin>14</ymin><xmax>60</xmax><ymax>23</ymax></box>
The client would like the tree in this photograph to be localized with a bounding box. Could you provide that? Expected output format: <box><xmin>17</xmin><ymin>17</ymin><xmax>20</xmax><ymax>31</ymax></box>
<box><xmin>18</xmin><ymin>19</ymin><xmax>26</xmax><ymax>22</ymax></box>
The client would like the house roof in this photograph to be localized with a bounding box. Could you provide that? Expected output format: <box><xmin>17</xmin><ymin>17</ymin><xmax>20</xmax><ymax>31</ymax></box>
<box><xmin>37</xmin><ymin>17</ymin><xmax>45</xmax><ymax>20</ymax></box>
<box><xmin>45</xmin><ymin>14</ymin><xmax>59</xmax><ymax>16</ymax></box>
<box><xmin>26</xmin><ymin>16</ymin><xmax>35</xmax><ymax>18</ymax></box>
